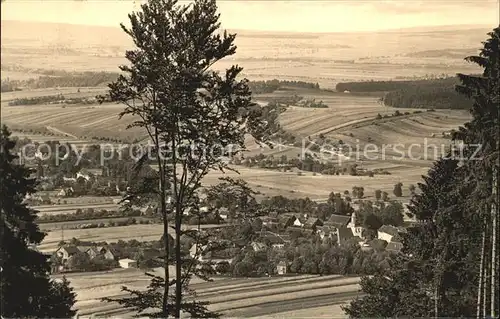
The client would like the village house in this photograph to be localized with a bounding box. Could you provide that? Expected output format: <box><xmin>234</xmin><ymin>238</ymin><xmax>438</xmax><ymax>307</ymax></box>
<box><xmin>323</xmin><ymin>214</ymin><xmax>351</xmax><ymax>228</ymax></box>
<box><xmin>119</xmin><ymin>258</ymin><xmax>138</xmax><ymax>268</ymax></box>
<box><xmin>250</xmin><ymin>241</ymin><xmax>267</xmax><ymax>252</ymax></box>
<box><xmin>336</xmin><ymin>227</ymin><xmax>359</xmax><ymax>245</ymax></box>
<box><xmin>56</xmin><ymin>245</ymin><xmax>116</xmax><ymax>265</ymax></box>
<box><xmin>96</xmin><ymin>246</ymin><xmax>117</xmax><ymax>260</ymax></box>
<box><xmin>261</xmin><ymin>215</ymin><xmax>279</xmax><ymax>226</ymax></box>
<box><xmin>85</xmin><ymin>247</ymin><xmax>101</xmax><ymax>259</ymax></box>
<box><xmin>276</xmin><ymin>261</ymin><xmax>288</xmax><ymax>275</ymax></box>
<box><xmin>378</xmin><ymin>225</ymin><xmax>406</xmax><ymax>242</ymax></box>
<box><xmin>293</xmin><ymin>216</ymin><xmax>305</xmax><ymax>227</ymax></box>
<box><xmin>279</xmin><ymin>214</ymin><xmax>297</xmax><ymax>228</ymax></box>
<box><xmin>264</xmin><ymin>232</ymin><xmax>291</xmax><ymax>250</ymax></box>
<box><xmin>189</xmin><ymin>243</ymin><xmax>234</xmax><ymax>269</ymax></box>
<box><xmin>303</xmin><ymin>217</ymin><xmax>323</xmax><ymax>232</ymax></box>
<box><xmin>57</xmin><ymin>187</ymin><xmax>74</xmax><ymax>197</ymax></box>
<box><xmin>76</xmin><ymin>169</ymin><xmax>91</xmax><ymax>181</ymax></box>
<box><xmin>317</xmin><ymin>225</ymin><xmax>336</xmax><ymax>241</ymax></box>
<box><xmin>218</xmin><ymin>207</ymin><xmax>229</xmax><ymax>220</ymax></box>
<box><xmin>56</xmin><ymin>245</ymin><xmax>80</xmax><ymax>262</ymax></box>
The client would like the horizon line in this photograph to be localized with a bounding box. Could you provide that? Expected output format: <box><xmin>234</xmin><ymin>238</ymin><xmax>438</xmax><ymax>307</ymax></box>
<box><xmin>1</xmin><ymin>19</ymin><xmax>496</xmax><ymax>35</ymax></box>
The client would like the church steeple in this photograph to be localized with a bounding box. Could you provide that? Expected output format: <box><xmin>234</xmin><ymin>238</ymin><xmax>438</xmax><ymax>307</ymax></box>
<box><xmin>350</xmin><ymin>212</ymin><xmax>357</xmax><ymax>227</ymax></box>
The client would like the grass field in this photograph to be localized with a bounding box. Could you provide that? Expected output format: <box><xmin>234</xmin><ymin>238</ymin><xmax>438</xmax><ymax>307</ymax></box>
<box><xmin>53</xmin><ymin>269</ymin><xmax>359</xmax><ymax>317</ymax></box>
<box><xmin>39</xmin><ymin>224</ymin><xmax>229</xmax><ymax>252</ymax></box>
<box><xmin>3</xmin><ymin>90</ymin><xmax>469</xmax><ymax>201</ymax></box>
<box><xmin>38</xmin><ymin>216</ymin><xmax>155</xmax><ymax>232</ymax></box>
<box><xmin>36</xmin><ymin>203</ymin><xmax>121</xmax><ymax>216</ymax></box>
<box><xmin>201</xmin><ymin>165</ymin><xmax>428</xmax><ymax>199</ymax></box>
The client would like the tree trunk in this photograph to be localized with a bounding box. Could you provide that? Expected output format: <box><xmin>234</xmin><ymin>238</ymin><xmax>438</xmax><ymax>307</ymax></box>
<box><xmin>171</xmin><ymin>135</ymin><xmax>182</xmax><ymax>319</ymax></box>
<box><xmin>483</xmin><ymin>228</ymin><xmax>490</xmax><ymax>318</ymax></box>
<box><xmin>158</xmin><ymin>159</ymin><xmax>170</xmax><ymax>318</ymax></box>
<box><xmin>175</xmin><ymin>200</ymin><xmax>182</xmax><ymax>318</ymax></box>
<box><xmin>434</xmin><ymin>280</ymin><xmax>439</xmax><ymax>319</ymax></box>
<box><xmin>491</xmin><ymin>163</ymin><xmax>498</xmax><ymax>317</ymax></box>
<box><xmin>477</xmin><ymin>225</ymin><xmax>486</xmax><ymax>319</ymax></box>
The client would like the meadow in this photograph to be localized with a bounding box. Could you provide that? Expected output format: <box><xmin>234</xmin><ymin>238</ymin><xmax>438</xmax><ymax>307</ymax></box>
<box><xmin>53</xmin><ymin>268</ymin><xmax>358</xmax><ymax>318</ymax></box>
<box><xmin>39</xmin><ymin>223</ymin><xmax>230</xmax><ymax>252</ymax></box>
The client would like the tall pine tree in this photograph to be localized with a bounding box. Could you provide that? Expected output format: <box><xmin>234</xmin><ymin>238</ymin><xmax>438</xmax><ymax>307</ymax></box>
<box><xmin>456</xmin><ymin>25</ymin><xmax>499</xmax><ymax>318</ymax></box>
<box><xmin>343</xmin><ymin>26</ymin><xmax>499</xmax><ymax>318</ymax></box>
<box><xmin>0</xmin><ymin>125</ymin><xmax>76</xmax><ymax>317</ymax></box>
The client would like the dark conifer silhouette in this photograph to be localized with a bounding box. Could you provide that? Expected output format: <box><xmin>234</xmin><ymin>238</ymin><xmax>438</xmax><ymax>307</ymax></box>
<box><xmin>0</xmin><ymin>125</ymin><xmax>76</xmax><ymax>317</ymax></box>
<box><xmin>343</xmin><ymin>26</ymin><xmax>499</xmax><ymax>318</ymax></box>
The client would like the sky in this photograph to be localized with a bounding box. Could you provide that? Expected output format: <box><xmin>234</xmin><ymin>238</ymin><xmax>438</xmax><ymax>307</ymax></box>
<box><xmin>1</xmin><ymin>0</ymin><xmax>498</xmax><ymax>33</ymax></box>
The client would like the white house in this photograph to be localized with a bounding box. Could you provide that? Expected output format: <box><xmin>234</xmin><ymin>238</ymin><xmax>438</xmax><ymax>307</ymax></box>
<box><xmin>378</xmin><ymin>225</ymin><xmax>403</xmax><ymax>243</ymax></box>
<box><xmin>119</xmin><ymin>258</ymin><xmax>137</xmax><ymax>268</ymax></box>
<box><xmin>276</xmin><ymin>261</ymin><xmax>288</xmax><ymax>275</ymax></box>
<box><xmin>293</xmin><ymin>217</ymin><xmax>304</xmax><ymax>227</ymax></box>
<box><xmin>56</xmin><ymin>245</ymin><xmax>79</xmax><ymax>262</ymax></box>
<box><xmin>57</xmin><ymin>187</ymin><xmax>74</xmax><ymax>197</ymax></box>
<box><xmin>250</xmin><ymin>241</ymin><xmax>267</xmax><ymax>252</ymax></box>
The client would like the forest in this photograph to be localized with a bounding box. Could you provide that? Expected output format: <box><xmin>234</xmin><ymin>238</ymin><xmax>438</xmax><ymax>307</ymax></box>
<box><xmin>336</xmin><ymin>77</ymin><xmax>473</xmax><ymax>109</ymax></box>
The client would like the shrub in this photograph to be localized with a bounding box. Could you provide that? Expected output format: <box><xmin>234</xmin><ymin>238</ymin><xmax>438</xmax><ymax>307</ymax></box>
<box><xmin>393</xmin><ymin>182</ymin><xmax>403</xmax><ymax>197</ymax></box>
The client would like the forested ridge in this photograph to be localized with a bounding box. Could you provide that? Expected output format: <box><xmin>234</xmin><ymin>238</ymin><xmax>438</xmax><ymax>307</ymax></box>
<box><xmin>336</xmin><ymin>76</ymin><xmax>474</xmax><ymax>109</ymax></box>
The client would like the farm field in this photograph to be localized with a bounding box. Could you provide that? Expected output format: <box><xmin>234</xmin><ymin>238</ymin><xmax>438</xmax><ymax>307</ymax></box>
<box><xmin>35</xmin><ymin>202</ymin><xmax>121</xmax><ymax>216</ymax></box>
<box><xmin>2</xmin><ymin>88</ymin><xmax>471</xmax><ymax>159</ymax></box>
<box><xmin>52</xmin><ymin>268</ymin><xmax>360</xmax><ymax>317</ymax></box>
<box><xmin>39</xmin><ymin>223</ymin><xmax>230</xmax><ymax>252</ymax></box>
<box><xmin>38</xmin><ymin>216</ymin><xmax>155</xmax><ymax>231</ymax></box>
<box><xmin>37</xmin><ymin>195</ymin><xmax>121</xmax><ymax>205</ymax></box>
<box><xmin>1</xmin><ymin>102</ymin><xmax>143</xmax><ymax>142</ymax></box>
<box><xmin>201</xmin><ymin>165</ymin><xmax>428</xmax><ymax>199</ymax></box>
<box><xmin>0</xmin><ymin>87</ymin><xmax>108</xmax><ymax>103</ymax></box>
<box><xmin>1</xmin><ymin>20</ymin><xmax>484</xmax><ymax>87</ymax></box>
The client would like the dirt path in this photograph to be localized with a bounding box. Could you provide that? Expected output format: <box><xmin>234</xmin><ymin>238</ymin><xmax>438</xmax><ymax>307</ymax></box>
<box><xmin>46</xmin><ymin>126</ymin><xmax>79</xmax><ymax>139</ymax></box>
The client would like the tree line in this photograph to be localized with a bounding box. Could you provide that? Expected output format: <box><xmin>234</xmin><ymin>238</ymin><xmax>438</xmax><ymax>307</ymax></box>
<box><xmin>248</xmin><ymin>79</ymin><xmax>320</xmax><ymax>94</ymax></box>
<box><xmin>336</xmin><ymin>77</ymin><xmax>473</xmax><ymax>109</ymax></box>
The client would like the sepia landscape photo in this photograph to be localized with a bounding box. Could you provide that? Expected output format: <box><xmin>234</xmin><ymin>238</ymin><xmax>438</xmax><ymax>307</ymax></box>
<box><xmin>0</xmin><ymin>0</ymin><xmax>499</xmax><ymax>318</ymax></box>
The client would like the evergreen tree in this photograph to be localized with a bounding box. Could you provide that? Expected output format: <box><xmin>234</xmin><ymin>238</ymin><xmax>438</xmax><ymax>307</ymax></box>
<box><xmin>393</xmin><ymin>182</ymin><xmax>403</xmax><ymax>197</ymax></box>
<box><xmin>343</xmin><ymin>26</ymin><xmax>499</xmax><ymax>318</ymax></box>
<box><xmin>456</xmin><ymin>26</ymin><xmax>499</xmax><ymax>318</ymax></box>
<box><xmin>0</xmin><ymin>125</ymin><xmax>76</xmax><ymax>317</ymax></box>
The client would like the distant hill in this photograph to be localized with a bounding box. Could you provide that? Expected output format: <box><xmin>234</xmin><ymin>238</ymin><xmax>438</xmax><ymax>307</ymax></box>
<box><xmin>378</xmin><ymin>24</ymin><xmax>494</xmax><ymax>33</ymax></box>
<box><xmin>0</xmin><ymin>19</ymin><xmax>486</xmax><ymax>85</ymax></box>
<box><xmin>0</xmin><ymin>20</ymin><xmax>131</xmax><ymax>49</ymax></box>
